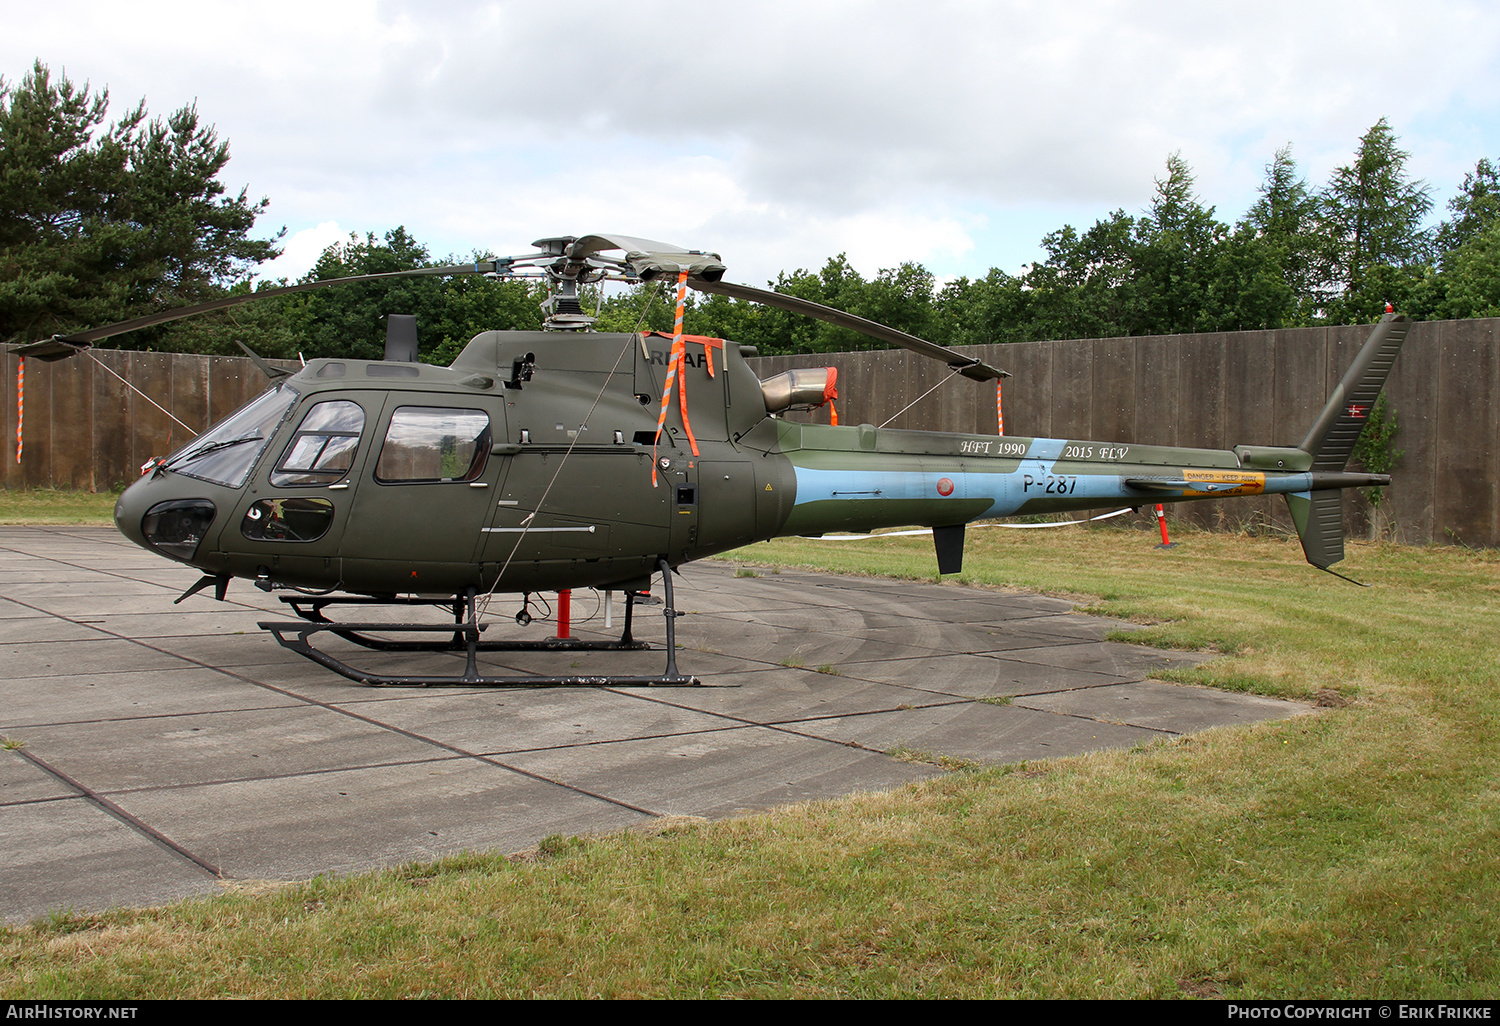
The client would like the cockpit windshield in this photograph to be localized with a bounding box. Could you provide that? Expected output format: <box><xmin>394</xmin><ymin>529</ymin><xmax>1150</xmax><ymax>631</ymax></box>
<box><xmin>163</xmin><ymin>385</ymin><xmax>299</xmax><ymax>488</ymax></box>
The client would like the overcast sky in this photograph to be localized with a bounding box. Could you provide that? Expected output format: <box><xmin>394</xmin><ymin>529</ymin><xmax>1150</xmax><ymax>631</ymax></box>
<box><xmin>6</xmin><ymin>1</ymin><xmax>1499</xmax><ymax>288</ymax></box>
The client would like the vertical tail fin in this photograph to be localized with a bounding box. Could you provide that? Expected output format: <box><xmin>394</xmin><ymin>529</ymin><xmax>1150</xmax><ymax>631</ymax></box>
<box><xmin>1298</xmin><ymin>314</ymin><xmax>1411</xmax><ymax>471</ymax></box>
<box><xmin>1287</xmin><ymin>314</ymin><xmax>1411</xmax><ymax>569</ymax></box>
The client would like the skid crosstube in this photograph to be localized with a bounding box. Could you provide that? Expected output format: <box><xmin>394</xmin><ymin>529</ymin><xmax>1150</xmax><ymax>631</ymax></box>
<box><xmin>258</xmin><ymin>560</ymin><xmax>701</xmax><ymax>688</ymax></box>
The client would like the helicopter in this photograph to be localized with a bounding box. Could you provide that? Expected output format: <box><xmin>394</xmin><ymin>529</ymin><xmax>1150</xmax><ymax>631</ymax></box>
<box><xmin>6</xmin><ymin>234</ymin><xmax>1409</xmax><ymax>687</ymax></box>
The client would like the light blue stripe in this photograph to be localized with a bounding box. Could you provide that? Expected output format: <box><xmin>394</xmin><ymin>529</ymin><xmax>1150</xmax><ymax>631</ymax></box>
<box><xmin>792</xmin><ymin>465</ymin><xmax>1136</xmax><ymax>519</ymax></box>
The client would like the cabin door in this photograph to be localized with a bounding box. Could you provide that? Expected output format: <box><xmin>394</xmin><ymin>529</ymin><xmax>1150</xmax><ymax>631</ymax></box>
<box><xmin>338</xmin><ymin>393</ymin><xmax>508</xmax><ymax>592</ymax></box>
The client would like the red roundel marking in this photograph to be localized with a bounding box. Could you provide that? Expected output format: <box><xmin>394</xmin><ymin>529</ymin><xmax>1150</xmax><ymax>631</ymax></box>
<box><xmin>936</xmin><ymin>477</ymin><xmax>955</xmax><ymax>496</ymax></box>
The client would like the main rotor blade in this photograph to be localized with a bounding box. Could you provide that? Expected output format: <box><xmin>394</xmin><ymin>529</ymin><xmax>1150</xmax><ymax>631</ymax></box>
<box><xmin>6</xmin><ymin>262</ymin><xmax>506</xmax><ymax>359</ymax></box>
<box><xmin>689</xmin><ymin>278</ymin><xmax>1008</xmax><ymax>382</ymax></box>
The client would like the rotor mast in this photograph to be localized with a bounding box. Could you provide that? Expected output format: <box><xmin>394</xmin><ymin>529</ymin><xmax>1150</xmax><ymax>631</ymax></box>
<box><xmin>524</xmin><ymin>234</ymin><xmax>727</xmax><ymax>331</ymax></box>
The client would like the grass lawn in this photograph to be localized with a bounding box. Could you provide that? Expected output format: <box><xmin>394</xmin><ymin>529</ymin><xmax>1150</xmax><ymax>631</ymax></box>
<box><xmin>2</xmin><ymin>505</ymin><xmax>1496</xmax><ymax>998</ymax></box>
<box><xmin>0</xmin><ymin>488</ymin><xmax>118</xmax><ymax>525</ymax></box>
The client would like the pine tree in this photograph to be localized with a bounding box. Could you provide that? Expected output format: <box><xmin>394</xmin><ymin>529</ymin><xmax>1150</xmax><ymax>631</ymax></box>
<box><xmin>1133</xmin><ymin>152</ymin><xmax>1228</xmax><ymax>333</ymax></box>
<box><xmin>0</xmin><ymin>60</ymin><xmax>280</xmax><ymax>343</ymax></box>
<box><xmin>1242</xmin><ymin>145</ymin><xmax>1320</xmax><ymax>313</ymax></box>
<box><xmin>1316</xmin><ymin>118</ymin><xmax>1432</xmax><ymax>320</ymax></box>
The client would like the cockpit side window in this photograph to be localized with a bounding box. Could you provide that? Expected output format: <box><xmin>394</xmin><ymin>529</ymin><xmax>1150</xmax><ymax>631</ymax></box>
<box><xmin>271</xmin><ymin>400</ymin><xmax>366</xmax><ymax>486</ymax></box>
<box><xmin>374</xmin><ymin>407</ymin><xmax>491</xmax><ymax>483</ymax></box>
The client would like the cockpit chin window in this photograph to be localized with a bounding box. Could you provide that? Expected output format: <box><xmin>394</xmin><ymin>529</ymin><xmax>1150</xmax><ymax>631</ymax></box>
<box><xmin>142</xmin><ymin>499</ymin><xmax>217</xmax><ymax>561</ymax></box>
<box><xmin>163</xmin><ymin>386</ymin><xmax>298</xmax><ymax>488</ymax></box>
<box><xmin>241</xmin><ymin>498</ymin><xmax>336</xmax><ymax>542</ymax></box>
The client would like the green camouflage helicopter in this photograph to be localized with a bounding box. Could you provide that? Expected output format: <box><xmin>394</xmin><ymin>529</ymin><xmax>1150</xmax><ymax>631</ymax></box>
<box><xmin>8</xmin><ymin>234</ymin><xmax>1407</xmax><ymax>687</ymax></box>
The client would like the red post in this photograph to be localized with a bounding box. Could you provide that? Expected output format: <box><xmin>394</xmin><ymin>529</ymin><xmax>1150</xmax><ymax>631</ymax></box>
<box><xmin>1154</xmin><ymin>504</ymin><xmax>1176</xmax><ymax>549</ymax></box>
<box><xmin>557</xmin><ymin>589</ymin><xmax>572</xmax><ymax>639</ymax></box>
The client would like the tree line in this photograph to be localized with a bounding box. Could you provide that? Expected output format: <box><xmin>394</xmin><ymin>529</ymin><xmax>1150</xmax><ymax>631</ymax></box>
<box><xmin>4</xmin><ymin>60</ymin><xmax>1498</xmax><ymax>362</ymax></box>
<box><xmin>646</xmin><ymin>130</ymin><xmax>1497</xmax><ymax>355</ymax></box>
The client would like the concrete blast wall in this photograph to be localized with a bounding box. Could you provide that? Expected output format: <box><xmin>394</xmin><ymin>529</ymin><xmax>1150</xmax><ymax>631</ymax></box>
<box><xmin>1</xmin><ymin>350</ymin><xmax>296</xmax><ymax>493</ymax></box>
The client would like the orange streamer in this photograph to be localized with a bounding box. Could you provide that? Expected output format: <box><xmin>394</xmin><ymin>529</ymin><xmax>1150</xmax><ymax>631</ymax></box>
<box><xmin>650</xmin><ymin>268</ymin><xmax>702</xmax><ymax>485</ymax></box>
<box><xmin>672</xmin><ymin>271</ymin><xmax>700</xmax><ymax>458</ymax></box>
<box><xmin>14</xmin><ymin>357</ymin><xmax>22</xmax><ymax>463</ymax></box>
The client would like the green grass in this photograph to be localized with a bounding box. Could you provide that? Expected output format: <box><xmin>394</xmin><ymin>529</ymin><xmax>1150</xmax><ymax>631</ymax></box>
<box><xmin>887</xmin><ymin>745</ymin><xmax>984</xmax><ymax>772</ymax></box>
<box><xmin>1</xmin><ymin>516</ymin><xmax>1497</xmax><ymax>998</ymax></box>
<box><xmin>0</xmin><ymin>487</ymin><xmax>117</xmax><ymax>525</ymax></box>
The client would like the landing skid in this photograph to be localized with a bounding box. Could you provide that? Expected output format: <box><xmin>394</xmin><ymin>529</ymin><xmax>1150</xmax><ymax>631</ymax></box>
<box><xmin>258</xmin><ymin>560</ymin><xmax>701</xmax><ymax>688</ymax></box>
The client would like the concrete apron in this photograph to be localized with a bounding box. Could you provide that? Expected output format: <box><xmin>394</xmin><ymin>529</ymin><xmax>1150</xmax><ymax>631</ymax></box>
<box><xmin>0</xmin><ymin>526</ymin><xmax>1310</xmax><ymax>924</ymax></box>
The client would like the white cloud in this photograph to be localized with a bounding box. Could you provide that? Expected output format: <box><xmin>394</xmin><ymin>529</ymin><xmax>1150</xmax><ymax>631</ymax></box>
<box><xmin>5</xmin><ymin>0</ymin><xmax>1499</xmax><ymax>285</ymax></box>
<box><xmin>256</xmin><ymin>221</ymin><xmax>350</xmax><ymax>282</ymax></box>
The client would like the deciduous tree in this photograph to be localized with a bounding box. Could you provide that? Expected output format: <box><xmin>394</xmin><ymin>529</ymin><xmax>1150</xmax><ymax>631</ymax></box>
<box><xmin>1434</xmin><ymin>157</ymin><xmax>1500</xmax><ymax>263</ymax></box>
<box><xmin>281</xmin><ymin>228</ymin><xmax>544</xmax><ymax>362</ymax></box>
